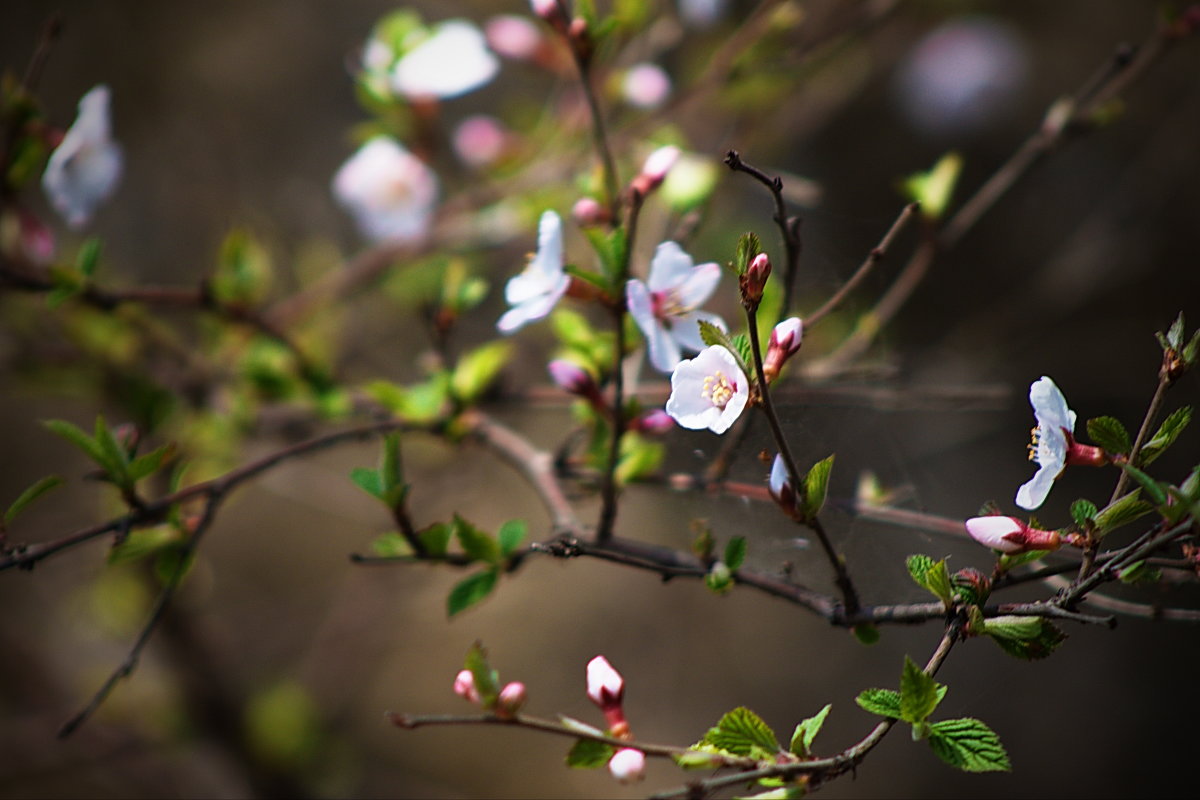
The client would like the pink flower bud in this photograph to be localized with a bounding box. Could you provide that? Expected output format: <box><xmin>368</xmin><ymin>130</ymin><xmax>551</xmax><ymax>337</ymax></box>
<box><xmin>608</xmin><ymin>747</ymin><xmax>646</xmax><ymax>784</ymax></box>
<box><xmin>530</xmin><ymin>0</ymin><xmax>564</xmax><ymax>25</ymax></box>
<box><xmin>964</xmin><ymin>515</ymin><xmax>1062</xmax><ymax>554</ymax></box>
<box><xmin>485</xmin><ymin>15</ymin><xmax>543</xmax><ymax>61</ymax></box>
<box><xmin>496</xmin><ymin>681</ymin><xmax>527</xmax><ymax>718</ymax></box>
<box><xmin>452</xmin><ymin>115</ymin><xmax>508</xmax><ymax>169</ymax></box>
<box><xmin>633</xmin><ymin>409</ymin><xmax>675</xmax><ymax>435</ymax></box>
<box><xmin>768</xmin><ymin>453</ymin><xmax>797</xmax><ymax>518</ymax></box>
<box><xmin>548</xmin><ymin>359</ymin><xmax>598</xmax><ymax>397</ymax></box>
<box><xmin>586</xmin><ymin>655</ymin><xmax>624</xmax><ymax>708</ymax></box>
<box><xmin>763</xmin><ymin>317</ymin><xmax>804</xmax><ymax>382</ymax></box>
<box><xmin>571</xmin><ymin>196</ymin><xmax>609</xmax><ymax>228</ymax></box>
<box><xmin>622</xmin><ymin>63</ymin><xmax>671</xmax><ymax>109</ymax></box>
<box><xmin>740</xmin><ymin>252</ymin><xmax>771</xmax><ymax>307</ymax></box>
<box><xmin>453</xmin><ymin>669</ymin><xmax>481</xmax><ymax>704</ymax></box>
<box><xmin>630</xmin><ymin>145</ymin><xmax>680</xmax><ymax>197</ymax></box>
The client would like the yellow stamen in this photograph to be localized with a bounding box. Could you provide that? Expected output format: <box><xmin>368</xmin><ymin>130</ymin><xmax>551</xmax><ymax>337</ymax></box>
<box><xmin>701</xmin><ymin>371</ymin><xmax>735</xmax><ymax>410</ymax></box>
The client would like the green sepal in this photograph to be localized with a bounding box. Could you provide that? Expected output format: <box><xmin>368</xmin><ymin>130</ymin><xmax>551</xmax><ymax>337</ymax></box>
<box><xmin>565</xmin><ymin>737</ymin><xmax>614</xmax><ymax>769</ymax></box>
<box><xmin>899</xmin><ymin>656</ymin><xmax>944</xmax><ymax>724</ymax></box>
<box><xmin>982</xmin><ymin>615</ymin><xmax>1067</xmax><ymax>660</ymax></box>
<box><xmin>802</xmin><ymin>455</ymin><xmax>834</xmax><ymax>520</ymax></box>
<box><xmin>451</xmin><ymin>341</ymin><xmax>512</xmax><ymax>404</ymax></box>
<box><xmin>1137</xmin><ymin>405</ymin><xmax>1191</xmax><ymax>466</ymax></box>
<box><xmin>1085</xmin><ymin>416</ymin><xmax>1131</xmax><ymax>457</ymax></box>
<box><xmin>855</xmin><ymin>688</ymin><xmax>901</xmax><ymax>719</ymax></box>
<box><xmin>905</xmin><ymin>554</ymin><xmax>953</xmax><ymax>607</ymax></box>
<box><xmin>447</xmin><ymin>568</ymin><xmax>499</xmax><ymax>617</ymax></box>
<box><xmin>698</xmin><ymin>707</ymin><xmax>779</xmax><ymax>759</ymax></box>
<box><xmin>926</xmin><ymin>717</ymin><xmax>1011</xmax><ymax>772</ymax></box>
<box><xmin>788</xmin><ymin>704</ymin><xmax>832</xmax><ymax>757</ymax></box>
<box><xmin>996</xmin><ymin>549</ymin><xmax>1052</xmax><ymax>572</ymax></box>
<box><xmin>463</xmin><ymin>641</ymin><xmax>500</xmax><ymax>706</ymax></box>
<box><xmin>724</xmin><ymin>536</ymin><xmax>747</xmax><ymax>570</ymax></box>
<box><xmin>4</xmin><ymin>474</ymin><xmax>64</xmax><ymax>525</ymax></box>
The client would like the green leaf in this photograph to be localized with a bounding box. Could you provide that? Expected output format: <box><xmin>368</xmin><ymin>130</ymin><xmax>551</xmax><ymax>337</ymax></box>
<box><xmin>107</xmin><ymin>526</ymin><xmax>178</xmax><ymax>566</ymax></box>
<box><xmin>153</xmin><ymin>543</ymin><xmax>194</xmax><ymax>586</ymax></box>
<box><xmin>852</xmin><ymin>623</ymin><xmax>880</xmax><ymax>645</ymax></box>
<box><xmin>370</xmin><ymin>531</ymin><xmax>414</xmax><ymax>558</ymax></box>
<box><xmin>855</xmin><ymin>688</ymin><xmax>901</xmax><ymax>719</ymax></box>
<box><xmin>1093</xmin><ymin>490</ymin><xmax>1153</xmax><ymax>536</ymax></box>
<box><xmin>1070</xmin><ymin>498</ymin><xmax>1098</xmax><ymax>527</ymax></box>
<box><xmin>1165</xmin><ymin>312</ymin><xmax>1186</xmax><ymax>351</ymax></box>
<box><xmin>905</xmin><ymin>554</ymin><xmax>953</xmax><ymax>606</ymax></box>
<box><xmin>451</xmin><ymin>341</ymin><xmax>512</xmax><ymax>403</ymax></box>
<box><xmin>996</xmin><ymin>548</ymin><xmax>1053</xmax><ymax>572</ymax></box>
<box><xmin>463</xmin><ymin>641</ymin><xmax>500</xmax><ymax>706</ymax></box>
<box><xmin>899</xmin><ymin>656</ymin><xmax>944</xmax><ymax>724</ymax></box>
<box><xmin>43</xmin><ymin>419</ymin><xmax>115</xmax><ymax>474</ymax></box>
<box><xmin>213</xmin><ymin>227</ymin><xmax>272</xmax><ymax>305</ymax></box>
<box><xmin>699</xmin><ymin>707</ymin><xmax>780</xmax><ymax>758</ymax></box>
<box><xmin>448</xmin><ymin>569</ymin><xmax>499</xmax><ymax>617</ymax></box>
<box><xmin>734</xmin><ymin>232</ymin><xmax>763</xmax><ymax>275</ymax></box>
<box><xmin>497</xmin><ymin>519</ymin><xmax>527</xmax><ymax>559</ymax></box>
<box><xmin>926</xmin><ymin>718</ymin><xmax>1011</xmax><ymax>772</ymax></box>
<box><xmin>615</xmin><ymin>431</ymin><xmax>664</xmax><ymax>485</ymax></box>
<box><xmin>737</xmin><ymin>787</ymin><xmax>807</xmax><ymax>800</ymax></box>
<box><xmin>902</xmin><ymin>152</ymin><xmax>962</xmax><ymax>220</ymax></box>
<box><xmin>982</xmin><ymin>615</ymin><xmax>1067</xmax><ymax>660</ymax></box>
<box><xmin>5</xmin><ymin>475</ymin><xmax>65</xmax><ymax>524</ymax></box>
<box><xmin>127</xmin><ymin>444</ymin><xmax>172</xmax><ymax>482</ymax></box>
<box><xmin>93</xmin><ymin>415</ymin><xmax>131</xmax><ymax>484</ymax></box>
<box><xmin>697</xmin><ymin>320</ymin><xmax>748</xmax><ymax>369</ymax></box>
<box><xmin>1137</xmin><ymin>405</ymin><xmax>1191</xmax><ymax>466</ymax></box>
<box><xmin>350</xmin><ymin>467</ymin><xmax>384</xmax><ymax>500</ymax></box>
<box><xmin>789</xmin><ymin>704</ymin><xmax>832</xmax><ymax>757</ymax></box>
<box><xmin>76</xmin><ymin>237</ymin><xmax>103</xmax><ymax>278</ymax></box>
<box><xmin>379</xmin><ymin>432</ymin><xmax>404</xmax><ymax>504</ymax></box>
<box><xmin>1116</xmin><ymin>463</ymin><xmax>1168</xmax><ymax>506</ymax></box>
<box><xmin>1118</xmin><ymin>560</ymin><xmax>1162</xmax><ymax>585</ymax></box>
<box><xmin>454</xmin><ymin>515</ymin><xmax>499</xmax><ymax>564</ymax></box>
<box><xmin>365</xmin><ymin>377</ymin><xmax>450</xmax><ymax>424</ymax></box>
<box><xmin>1086</xmin><ymin>416</ymin><xmax>1131</xmax><ymax>456</ymax></box>
<box><xmin>565</xmin><ymin>738</ymin><xmax>614</xmax><ymax>769</ymax></box>
<box><xmin>802</xmin><ymin>455</ymin><xmax>834</xmax><ymax>520</ymax></box>
<box><xmin>674</xmin><ymin>750</ymin><xmax>725</xmax><ymax>770</ymax></box>
<box><xmin>724</xmin><ymin>536</ymin><xmax>747</xmax><ymax>570</ymax></box>
<box><xmin>418</xmin><ymin>522</ymin><xmax>453</xmax><ymax>558</ymax></box>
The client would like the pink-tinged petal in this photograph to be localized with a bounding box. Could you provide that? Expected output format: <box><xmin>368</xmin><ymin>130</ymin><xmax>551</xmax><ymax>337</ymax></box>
<box><xmin>646</xmin><ymin>241</ymin><xmax>696</xmax><ymax>292</ymax></box>
<box><xmin>670</xmin><ymin>310</ymin><xmax>724</xmax><ymax>354</ymax></box>
<box><xmin>623</xmin><ymin>63</ymin><xmax>672</xmax><ymax>109</ymax></box>
<box><xmin>964</xmin><ymin>516</ymin><xmax>1025</xmax><ymax>553</ymax></box>
<box><xmin>608</xmin><ymin>748</ymin><xmax>646</xmax><ymax>784</ymax></box>
<box><xmin>333</xmin><ymin>136</ymin><xmax>439</xmax><ymax>243</ymax></box>
<box><xmin>497</xmin><ymin>275</ymin><xmax>568</xmax><ymax>332</ymax></box>
<box><xmin>675</xmin><ymin>260</ymin><xmax>721</xmax><ymax>309</ymax></box>
<box><xmin>628</xmin><ymin>279</ymin><xmax>678</xmax><ymax>373</ymax></box>
<box><xmin>665</xmin><ymin>346</ymin><xmax>748</xmax><ymax>433</ymax></box>
<box><xmin>453</xmin><ymin>669</ymin><xmax>480</xmax><ymax>703</ymax></box>
<box><xmin>586</xmin><ymin>656</ymin><xmax>624</xmax><ymax>708</ymax></box>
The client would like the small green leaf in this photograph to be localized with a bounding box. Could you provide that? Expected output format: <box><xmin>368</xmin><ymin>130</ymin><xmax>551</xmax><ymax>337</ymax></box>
<box><xmin>996</xmin><ymin>549</ymin><xmax>1053</xmax><ymax>572</ymax></box>
<box><xmin>497</xmin><ymin>519</ymin><xmax>527</xmax><ymax>559</ymax></box>
<box><xmin>926</xmin><ymin>717</ymin><xmax>1011</xmax><ymax>772</ymax></box>
<box><xmin>1118</xmin><ymin>560</ymin><xmax>1162</xmax><ymax>585</ymax></box>
<box><xmin>76</xmin><ymin>237</ymin><xmax>103</xmax><ymax>278</ymax></box>
<box><xmin>350</xmin><ymin>467</ymin><xmax>384</xmax><ymax>500</ymax></box>
<box><xmin>802</xmin><ymin>455</ymin><xmax>834</xmax><ymax>520</ymax></box>
<box><xmin>855</xmin><ymin>688</ymin><xmax>901</xmax><ymax>719</ymax></box>
<box><xmin>615</xmin><ymin>431</ymin><xmax>664</xmax><ymax>485</ymax></box>
<box><xmin>558</xmin><ymin>715</ymin><xmax>605</xmax><ymax>737</ymax></box>
<box><xmin>1137</xmin><ymin>406</ymin><xmax>1191</xmax><ymax>466</ymax></box>
<box><xmin>448</xmin><ymin>568</ymin><xmax>499</xmax><ymax>616</ymax></box>
<box><xmin>418</xmin><ymin>522</ymin><xmax>453</xmax><ymax>558</ymax></box>
<box><xmin>789</xmin><ymin>704</ymin><xmax>832</xmax><ymax>757</ymax></box>
<box><xmin>899</xmin><ymin>656</ymin><xmax>944</xmax><ymax>724</ymax></box>
<box><xmin>734</xmin><ymin>232</ymin><xmax>763</xmax><ymax>275</ymax></box>
<box><xmin>454</xmin><ymin>515</ymin><xmax>499</xmax><ymax>564</ymax></box>
<box><xmin>5</xmin><ymin>475</ymin><xmax>65</xmax><ymax>524</ymax></box>
<box><xmin>705</xmin><ymin>561</ymin><xmax>734</xmax><ymax>594</ymax></box>
<box><xmin>906</xmin><ymin>555</ymin><xmax>954</xmax><ymax>606</ymax></box>
<box><xmin>852</xmin><ymin>623</ymin><xmax>880</xmax><ymax>645</ymax></box>
<box><xmin>127</xmin><ymin>444</ymin><xmax>171</xmax><ymax>482</ymax></box>
<box><xmin>370</xmin><ymin>531</ymin><xmax>414</xmax><ymax>558</ymax></box>
<box><xmin>1086</xmin><ymin>416</ymin><xmax>1131</xmax><ymax>456</ymax></box>
<box><xmin>1093</xmin><ymin>490</ymin><xmax>1153</xmax><ymax>536</ymax></box>
<box><xmin>982</xmin><ymin>615</ymin><xmax>1067</xmax><ymax>660</ymax></box>
<box><xmin>153</xmin><ymin>543</ymin><xmax>194</xmax><ymax>586</ymax></box>
<box><xmin>699</xmin><ymin>707</ymin><xmax>780</xmax><ymax>758</ymax></box>
<box><xmin>451</xmin><ymin>341</ymin><xmax>512</xmax><ymax>403</ymax></box>
<box><xmin>1069</xmin><ymin>498</ymin><xmax>1098</xmax><ymax>527</ymax></box>
<box><xmin>108</xmin><ymin>526</ymin><xmax>178</xmax><ymax>566</ymax></box>
<box><xmin>213</xmin><ymin>228</ymin><xmax>272</xmax><ymax>305</ymax></box>
<box><xmin>724</xmin><ymin>536</ymin><xmax>747</xmax><ymax>570</ymax></box>
<box><xmin>1115</xmin><ymin>463</ymin><xmax>1168</xmax><ymax>506</ymax></box>
<box><xmin>43</xmin><ymin>419</ymin><xmax>114</xmax><ymax>474</ymax></box>
<box><xmin>1165</xmin><ymin>312</ymin><xmax>1186</xmax><ymax>351</ymax></box>
<box><xmin>93</xmin><ymin>415</ymin><xmax>131</xmax><ymax>485</ymax></box>
<box><xmin>566</xmin><ymin>738</ymin><xmax>614</xmax><ymax>769</ymax></box>
<box><xmin>379</xmin><ymin>432</ymin><xmax>404</xmax><ymax>503</ymax></box>
<box><xmin>738</xmin><ymin>787</ymin><xmax>807</xmax><ymax>800</ymax></box>
<box><xmin>902</xmin><ymin>152</ymin><xmax>962</xmax><ymax>220</ymax></box>
<box><xmin>463</xmin><ymin>641</ymin><xmax>500</xmax><ymax>706</ymax></box>
<box><xmin>674</xmin><ymin>750</ymin><xmax>725</xmax><ymax>770</ymax></box>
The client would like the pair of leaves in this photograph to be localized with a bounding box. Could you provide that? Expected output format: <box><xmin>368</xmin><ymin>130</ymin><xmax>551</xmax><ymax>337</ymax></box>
<box><xmin>906</xmin><ymin>554</ymin><xmax>953</xmax><ymax>607</ymax></box>
<box><xmin>1087</xmin><ymin>406</ymin><xmax>1191</xmax><ymax>467</ymax></box>
<box><xmin>856</xmin><ymin>657</ymin><xmax>1009</xmax><ymax>773</ymax></box>
<box><xmin>350</xmin><ymin>432</ymin><xmax>407</xmax><ymax>509</ymax></box>
<box><xmin>689</xmin><ymin>704</ymin><xmax>831</xmax><ymax>762</ymax></box>
<box><xmin>43</xmin><ymin>416</ymin><xmax>171</xmax><ymax>494</ymax></box>
<box><xmin>447</xmin><ymin>517</ymin><xmax>527</xmax><ymax>617</ymax></box>
<box><xmin>704</xmin><ymin>535</ymin><xmax>746</xmax><ymax>594</ymax></box>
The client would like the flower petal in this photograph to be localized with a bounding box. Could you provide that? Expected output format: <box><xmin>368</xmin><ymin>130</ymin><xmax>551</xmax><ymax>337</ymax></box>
<box><xmin>670</xmin><ymin>310</ymin><xmax>724</xmax><ymax>354</ymax></box>
<box><xmin>42</xmin><ymin>85</ymin><xmax>123</xmax><ymax>229</ymax></box>
<box><xmin>674</xmin><ymin>261</ymin><xmax>721</xmax><ymax>309</ymax></box>
<box><xmin>390</xmin><ymin>20</ymin><xmax>499</xmax><ymax>99</ymax></box>
<box><xmin>646</xmin><ymin>241</ymin><xmax>696</xmax><ymax>292</ymax></box>
<box><xmin>1029</xmin><ymin>376</ymin><xmax>1074</xmax><ymax>433</ymax></box>
<box><xmin>1015</xmin><ymin>463</ymin><xmax>1058</xmax><ymax>510</ymax></box>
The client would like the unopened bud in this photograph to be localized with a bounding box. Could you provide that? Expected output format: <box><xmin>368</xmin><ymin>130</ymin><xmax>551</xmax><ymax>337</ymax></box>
<box><xmin>453</xmin><ymin>669</ymin><xmax>481</xmax><ymax>704</ymax></box>
<box><xmin>547</xmin><ymin>360</ymin><xmax>605</xmax><ymax>411</ymax></box>
<box><xmin>762</xmin><ymin>317</ymin><xmax>803</xmax><ymax>382</ymax></box>
<box><xmin>485</xmin><ymin>15</ymin><xmax>543</xmax><ymax>61</ymax></box>
<box><xmin>951</xmin><ymin>567</ymin><xmax>992</xmax><ymax>605</ymax></box>
<box><xmin>572</xmin><ymin>196</ymin><xmax>609</xmax><ymax>228</ymax></box>
<box><xmin>630</xmin><ymin>145</ymin><xmax>680</xmax><ymax>197</ymax></box>
<box><xmin>586</xmin><ymin>654</ymin><xmax>629</xmax><ymax>735</ymax></box>
<box><xmin>608</xmin><ymin>747</ymin><xmax>646</xmax><ymax>784</ymax></box>
<box><xmin>767</xmin><ymin>454</ymin><xmax>798</xmax><ymax>518</ymax></box>
<box><xmin>740</xmin><ymin>252</ymin><xmax>771</xmax><ymax>307</ymax></box>
<box><xmin>496</xmin><ymin>681</ymin><xmax>527</xmax><ymax>718</ymax></box>
<box><xmin>964</xmin><ymin>515</ymin><xmax>1061</xmax><ymax>555</ymax></box>
<box><xmin>632</xmin><ymin>409</ymin><xmax>674</xmax><ymax>435</ymax></box>
<box><xmin>530</xmin><ymin>0</ymin><xmax>567</xmax><ymax>31</ymax></box>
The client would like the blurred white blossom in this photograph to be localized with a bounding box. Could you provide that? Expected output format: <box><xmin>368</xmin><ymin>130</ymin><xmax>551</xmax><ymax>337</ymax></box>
<box><xmin>390</xmin><ymin>20</ymin><xmax>499</xmax><ymax>100</ymax></box>
<box><xmin>497</xmin><ymin>210</ymin><xmax>569</xmax><ymax>333</ymax></box>
<box><xmin>42</xmin><ymin>84</ymin><xmax>123</xmax><ymax>229</ymax></box>
<box><xmin>622</xmin><ymin>63</ymin><xmax>671</xmax><ymax>109</ymax></box>
<box><xmin>332</xmin><ymin>136</ymin><xmax>438</xmax><ymax>243</ymax></box>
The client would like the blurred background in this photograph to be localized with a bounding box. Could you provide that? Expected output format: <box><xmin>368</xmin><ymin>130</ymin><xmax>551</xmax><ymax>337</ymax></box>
<box><xmin>2</xmin><ymin>0</ymin><xmax>1199</xmax><ymax>797</ymax></box>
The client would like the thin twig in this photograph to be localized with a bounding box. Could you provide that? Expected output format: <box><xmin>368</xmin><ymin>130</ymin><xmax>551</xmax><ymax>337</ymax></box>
<box><xmin>724</xmin><ymin>150</ymin><xmax>803</xmax><ymax>316</ymax></box>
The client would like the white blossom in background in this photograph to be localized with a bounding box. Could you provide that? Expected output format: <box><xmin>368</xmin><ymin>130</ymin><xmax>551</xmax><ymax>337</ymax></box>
<box><xmin>627</xmin><ymin>241</ymin><xmax>724</xmax><ymax>373</ymax></box>
<box><xmin>332</xmin><ymin>136</ymin><xmax>438</xmax><ymax>243</ymax></box>
<box><xmin>485</xmin><ymin>14</ymin><xmax>543</xmax><ymax>61</ymax></box>
<box><xmin>390</xmin><ymin>19</ymin><xmax>499</xmax><ymax>100</ymax></box>
<box><xmin>1016</xmin><ymin>376</ymin><xmax>1076</xmax><ymax>510</ymax></box>
<box><xmin>497</xmin><ymin>210</ymin><xmax>569</xmax><ymax>333</ymax></box>
<box><xmin>452</xmin><ymin>115</ymin><xmax>508</xmax><ymax>168</ymax></box>
<box><xmin>42</xmin><ymin>84</ymin><xmax>123</xmax><ymax>229</ymax></box>
<box><xmin>665</xmin><ymin>345</ymin><xmax>748</xmax><ymax>434</ymax></box>
<box><xmin>678</xmin><ymin>0</ymin><xmax>729</xmax><ymax>28</ymax></box>
<box><xmin>622</xmin><ymin>63</ymin><xmax>671</xmax><ymax>109</ymax></box>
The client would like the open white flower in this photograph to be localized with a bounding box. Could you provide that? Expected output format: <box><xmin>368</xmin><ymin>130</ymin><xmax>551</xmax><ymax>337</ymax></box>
<box><xmin>332</xmin><ymin>136</ymin><xmax>438</xmax><ymax>243</ymax></box>
<box><xmin>1015</xmin><ymin>376</ymin><xmax>1076</xmax><ymax>510</ymax></box>
<box><xmin>497</xmin><ymin>210</ymin><xmax>569</xmax><ymax>333</ymax></box>
<box><xmin>665</xmin><ymin>345</ymin><xmax>748</xmax><ymax>434</ymax></box>
<box><xmin>42</xmin><ymin>85</ymin><xmax>123</xmax><ymax>229</ymax></box>
<box><xmin>627</xmin><ymin>242</ymin><xmax>724</xmax><ymax>373</ymax></box>
<box><xmin>390</xmin><ymin>20</ymin><xmax>499</xmax><ymax>100</ymax></box>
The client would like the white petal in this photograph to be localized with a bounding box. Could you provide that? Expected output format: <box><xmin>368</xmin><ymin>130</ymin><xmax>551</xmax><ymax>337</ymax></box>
<box><xmin>769</xmin><ymin>454</ymin><xmax>788</xmax><ymax>497</ymax></box>
<box><xmin>332</xmin><ymin>137</ymin><xmax>439</xmax><ymax>243</ymax></box>
<box><xmin>670</xmin><ymin>310</ymin><xmax>724</xmax><ymax>354</ymax></box>
<box><xmin>497</xmin><ymin>273</ymin><xmax>568</xmax><ymax>333</ymax></box>
<box><xmin>628</xmin><ymin>280</ymin><xmax>679</xmax><ymax>373</ymax></box>
<box><xmin>964</xmin><ymin>516</ymin><xmax>1024</xmax><ymax>552</ymax></box>
<box><xmin>1015</xmin><ymin>463</ymin><xmax>1057</xmax><ymax>510</ymax></box>
<box><xmin>530</xmin><ymin>210</ymin><xmax>564</xmax><ymax>281</ymax></box>
<box><xmin>646</xmin><ymin>241</ymin><xmax>696</xmax><ymax>292</ymax></box>
<box><xmin>1029</xmin><ymin>376</ymin><xmax>1073</xmax><ymax>433</ymax></box>
<box><xmin>42</xmin><ymin>85</ymin><xmax>123</xmax><ymax>229</ymax></box>
<box><xmin>675</xmin><ymin>261</ymin><xmax>721</xmax><ymax>309</ymax></box>
<box><xmin>390</xmin><ymin>20</ymin><xmax>499</xmax><ymax>99</ymax></box>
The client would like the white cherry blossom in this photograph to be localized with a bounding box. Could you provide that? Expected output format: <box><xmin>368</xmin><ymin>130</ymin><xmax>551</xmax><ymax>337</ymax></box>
<box><xmin>497</xmin><ymin>210</ymin><xmax>569</xmax><ymax>333</ymax></box>
<box><xmin>390</xmin><ymin>20</ymin><xmax>499</xmax><ymax>100</ymax></box>
<box><xmin>665</xmin><ymin>345</ymin><xmax>748</xmax><ymax>434</ymax></box>
<box><xmin>332</xmin><ymin>136</ymin><xmax>438</xmax><ymax>243</ymax></box>
<box><xmin>627</xmin><ymin>241</ymin><xmax>724</xmax><ymax>373</ymax></box>
<box><xmin>1015</xmin><ymin>376</ymin><xmax>1076</xmax><ymax>510</ymax></box>
<box><xmin>42</xmin><ymin>85</ymin><xmax>123</xmax><ymax>229</ymax></box>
